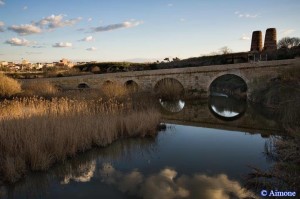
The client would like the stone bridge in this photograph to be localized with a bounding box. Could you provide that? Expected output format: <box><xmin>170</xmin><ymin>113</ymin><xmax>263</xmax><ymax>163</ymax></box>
<box><xmin>29</xmin><ymin>59</ymin><xmax>300</xmax><ymax>97</ymax></box>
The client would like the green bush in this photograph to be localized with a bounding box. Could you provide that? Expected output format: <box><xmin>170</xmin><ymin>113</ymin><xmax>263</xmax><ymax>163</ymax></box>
<box><xmin>0</xmin><ymin>73</ymin><xmax>22</xmax><ymax>98</ymax></box>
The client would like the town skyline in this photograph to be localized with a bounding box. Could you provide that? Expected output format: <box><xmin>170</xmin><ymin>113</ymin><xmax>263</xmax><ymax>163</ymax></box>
<box><xmin>0</xmin><ymin>0</ymin><xmax>300</xmax><ymax>62</ymax></box>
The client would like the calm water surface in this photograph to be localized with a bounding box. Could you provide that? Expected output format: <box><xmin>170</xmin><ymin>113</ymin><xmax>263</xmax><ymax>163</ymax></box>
<box><xmin>0</xmin><ymin>96</ymin><xmax>280</xmax><ymax>199</ymax></box>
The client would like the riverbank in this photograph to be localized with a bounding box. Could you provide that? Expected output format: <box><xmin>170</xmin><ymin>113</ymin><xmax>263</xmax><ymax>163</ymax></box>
<box><xmin>246</xmin><ymin>67</ymin><xmax>300</xmax><ymax>191</ymax></box>
<box><xmin>0</xmin><ymin>74</ymin><xmax>161</xmax><ymax>184</ymax></box>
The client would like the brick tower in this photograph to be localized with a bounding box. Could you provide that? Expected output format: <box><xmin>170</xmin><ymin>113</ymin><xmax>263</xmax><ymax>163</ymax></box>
<box><xmin>264</xmin><ymin>28</ymin><xmax>277</xmax><ymax>51</ymax></box>
<box><xmin>250</xmin><ymin>31</ymin><xmax>263</xmax><ymax>52</ymax></box>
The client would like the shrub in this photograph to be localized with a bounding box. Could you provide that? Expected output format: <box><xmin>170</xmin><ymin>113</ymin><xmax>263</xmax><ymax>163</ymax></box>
<box><xmin>0</xmin><ymin>73</ymin><xmax>21</xmax><ymax>98</ymax></box>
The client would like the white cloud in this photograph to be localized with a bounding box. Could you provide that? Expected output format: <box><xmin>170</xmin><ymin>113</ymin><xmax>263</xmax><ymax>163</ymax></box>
<box><xmin>239</xmin><ymin>13</ymin><xmax>258</xmax><ymax>18</ymax></box>
<box><xmin>25</xmin><ymin>51</ymin><xmax>42</xmax><ymax>55</ymax></box>
<box><xmin>167</xmin><ymin>3</ymin><xmax>173</xmax><ymax>7</ymax></box>
<box><xmin>36</xmin><ymin>14</ymin><xmax>82</xmax><ymax>29</ymax></box>
<box><xmin>8</xmin><ymin>24</ymin><xmax>42</xmax><ymax>35</ymax></box>
<box><xmin>6</xmin><ymin>15</ymin><xmax>81</xmax><ymax>35</ymax></box>
<box><xmin>281</xmin><ymin>29</ymin><xmax>295</xmax><ymax>36</ymax></box>
<box><xmin>31</xmin><ymin>45</ymin><xmax>45</xmax><ymax>48</ymax></box>
<box><xmin>5</xmin><ymin>37</ymin><xmax>32</xmax><ymax>46</ymax></box>
<box><xmin>80</xmin><ymin>36</ymin><xmax>94</xmax><ymax>42</ymax></box>
<box><xmin>23</xmin><ymin>6</ymin><xmax>28</xmax><ymax>10</ymax></box>
<box><xmin>88</xmin><ymin>18</ymin><xmax>93</xmax><ymax>22</ymax></box>
<box><xmin>240</xmin><ymin>34</ymin><xmax>250</xmax><ymax>40</ymax></box>
<box><xmin>179</xmin><ymin>18</ymin><xmax>186</xmax><ymax>22</ymax></box>
<box><xmin>86</xmin><ymin>47</ymin><xmax>97</xmax><ymax>51</ymax></box>
<box><xmin>91</xmin><ymin>20</ymin><xmax>143</xmax><ymax>32</ymax></box>
<box><xmin>0</xmin><ymin>0</ymin><xmax>5</xmax><ymax>6</ymax></box>
<box><xmin>234</xmin><ymin>11</ymin><xmax>258</xmax><ymax>18</ymax></box>
<box><xmin>52</xmin><ymin>42</ymin><xmax>72</xmax><ymax>48</ymax></box>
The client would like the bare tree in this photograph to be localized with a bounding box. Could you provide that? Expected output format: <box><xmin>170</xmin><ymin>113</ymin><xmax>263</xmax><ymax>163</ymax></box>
<box><xmin>219</xmin><ymin>46</ymin><xmax>233</xmax><ymax>55</ymax></box>
<box><xmin>172</xmin><ymin>57</ymin><xmax>180</xmax><ymax>62</ymax></box>
<box><xmin>164</xmin><ymin>57</ymin><xmax>170</xmax><ymax>62</ymax></box>
<box><xmin>278</xmin><ymin>37</ymin><xmax>300</xmax><ymax>49</ymax></box>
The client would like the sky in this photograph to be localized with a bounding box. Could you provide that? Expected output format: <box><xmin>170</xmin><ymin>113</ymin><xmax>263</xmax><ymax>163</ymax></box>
<box><xmin>0</xmin><ymin>0</ymin><xmax>300</xmax><ymax>63</ymax></box>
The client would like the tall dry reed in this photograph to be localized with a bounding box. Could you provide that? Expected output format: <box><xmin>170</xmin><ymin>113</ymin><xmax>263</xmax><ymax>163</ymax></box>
<box><xmin>101</xmin><ymin>83</ymin><xmax>129</xmax><ymax>99</ymax></box>
<box><xmin>21</xmin><ymin>80</ymin><xmax>58</xmax><ymax>98</ymax></box>
<box><xmin>0</xmin><ymin>73</ymin><xmax>21</xmax><ymax>98</ymax></box>
<box><xmin>0</xmin><ymin>97</ymin><xmax>160</xmax><ymax>183</ymax></box>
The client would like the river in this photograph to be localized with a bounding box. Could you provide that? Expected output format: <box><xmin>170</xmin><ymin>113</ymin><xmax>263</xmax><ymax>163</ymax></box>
<box><xmin>0</xmin><ymin>96</ymin><xmax>281</xmax><ymax>199</ymax></box>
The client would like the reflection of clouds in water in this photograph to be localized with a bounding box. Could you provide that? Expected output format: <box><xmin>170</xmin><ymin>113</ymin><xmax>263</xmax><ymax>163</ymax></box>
<box><xmin>159</xmin><ymin>99</ymin><xmax>185</xmax><ymax>113</ymax></box>
<box><xmin>211</xmin><ymin>105</ymin><xmax>239</xmax><ymax>118</ymax></box>
<box><xmin>100</xmin><ymin>163</ymin><xmax>257</xmax><ymax>199</ymax></box>
<box><xmin>61</xmin><ymin>160</ymin><xmax>96</xmax><ymax>184</ymax></box>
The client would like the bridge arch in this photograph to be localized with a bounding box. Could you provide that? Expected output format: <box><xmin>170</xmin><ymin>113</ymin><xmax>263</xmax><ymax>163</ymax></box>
<box><xmin>124</xmin><ymin>80</ymin><xmax>139</xmax><ymax>92</ymax></box>
<box><xmin>154</xmin><ymin>78</ymin><xmax>185</xmax><ymax>100</ymax></box>
<box><xmin>208</xmin><ymin>73</ymin><xmax>248</xmax><ymax>97</ymax></box>
<box><xmin>77</xmin><ymin>83</ymin><xmax>90</xmax><ymax>88</ymax></box>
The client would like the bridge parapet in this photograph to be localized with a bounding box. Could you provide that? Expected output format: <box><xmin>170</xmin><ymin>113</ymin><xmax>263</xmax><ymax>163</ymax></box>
<box><xmin>20</xmin><ymin>59</ymin><xmax>300</xmax><ymax>97</ymax></box>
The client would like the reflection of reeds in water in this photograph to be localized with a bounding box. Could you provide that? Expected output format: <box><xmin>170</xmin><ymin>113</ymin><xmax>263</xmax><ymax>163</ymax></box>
<box><xmin>1</xmin><ymin>137</ymin><xmax>158</xmax><ymax>198</ymax></box>
<box><xmin>246</xmin><ymin>133</ymin><xmax>300</xmax><ymax>191</ymax></box>
<box><xmin>0</xmin><ymin>97</ymin><xmax>160</xmax><ymax>183</ymax></box>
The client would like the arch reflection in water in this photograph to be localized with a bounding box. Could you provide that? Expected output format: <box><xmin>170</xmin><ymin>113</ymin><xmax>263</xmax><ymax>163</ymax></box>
<box><xmin>209</xmin><ymin>96</ymin><xmax>247</xmax><ymax>121</ymax></box>
<box><xmin>159</xmin><ymin>99</ymin><xmax>185</xmax><ymax>113</ymax></box>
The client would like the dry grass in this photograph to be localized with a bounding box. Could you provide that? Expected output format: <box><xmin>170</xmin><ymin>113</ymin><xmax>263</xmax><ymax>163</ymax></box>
<box><xmin>0</xmin><ymin>73</ymin><xmax>21</xmax><ymax>98</ymax></box>
<box><xmin>154</xmin><ymin>78</ymin><xmax>184</xmax><ymax>100</ymax></box>
<box><xmin>101</xmin><ymin>83</ymin><xmax>129</xmax><ymax>99</ymax></box>
<box><xmin>0</xmin><ymin>97</ymin><xmax>160</xmax><ymax>183</ymax></box>
<box><xmin>21</xmin><ymin>80</ymin><xmax>58</xmax><ymax>98</ymax></box>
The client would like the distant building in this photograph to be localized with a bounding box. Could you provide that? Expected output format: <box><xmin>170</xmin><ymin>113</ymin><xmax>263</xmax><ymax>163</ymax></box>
<box><xmin>76</xmin><ymin>62</ymin><xmax>88</xmax><ymax>65</ymax></box>
<box><xmin>0</xmin><ymin>61</ymin><xmax>8</xmax><ymax>67</ymax></box>
<box><xmin>59</xmin><ymin>58</ymin><xmax>74</xmax><ymax>67</ymax></box>
<box><xmin>10</xmin><ymin>65</ymin><xmax>21</xmax><ymax>70</ymax></box>
<box><xmin>32</xmin><ymin>63</ymin><xmax>43</xmax><ymax>69</ymax></box>
<box><xmin>8</xmin><ymin>62</ymin><xmax>15</xmax><ymax>67</ymax></box>
<box><xmin>45</xmin><ymin>63</ymin><xmax>54</xmax><ymax>68</ymax></box>
<box><xmin>53</xmin><ymin>62</ymin><xmax>59</xmax><ymax>67</ymax></box>
<box><xmin>21</xmin><ymin>59</ymin><xmax>32</xmax><ymax>69</ymax></box>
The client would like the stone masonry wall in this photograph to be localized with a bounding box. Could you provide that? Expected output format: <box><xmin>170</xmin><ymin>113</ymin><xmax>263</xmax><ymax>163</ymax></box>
<box><xmin>21</xmin><ymin>59</ymin><xmax>300</xmax><ymax>97</ymax></box>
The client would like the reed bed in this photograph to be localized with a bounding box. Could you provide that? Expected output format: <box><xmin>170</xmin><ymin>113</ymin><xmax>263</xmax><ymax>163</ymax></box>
<box><xmin>0</xmin><ymin>97</ymin><xmax>161</xmax><ymax>183</ymax></box>
<box><xmin>0</xmin><ymin>73</ymin><xmax>21</xmax><ymax>98</ymax></box>
<box><xmin>21</xmin><ymin>80</ymin><xmax>58</xmax><ymax>98</ymax></box>
<box><xmin>101</xmin><ymin>83</ymin><xmax>129</xmax><ymax>99</ymax></box>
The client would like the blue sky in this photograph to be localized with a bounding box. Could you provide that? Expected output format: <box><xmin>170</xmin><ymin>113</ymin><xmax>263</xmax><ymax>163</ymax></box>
<box><xmin>0</xmin><ymin>0</ymin><xmax>299</xmax><ymax>62</ymax></box>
